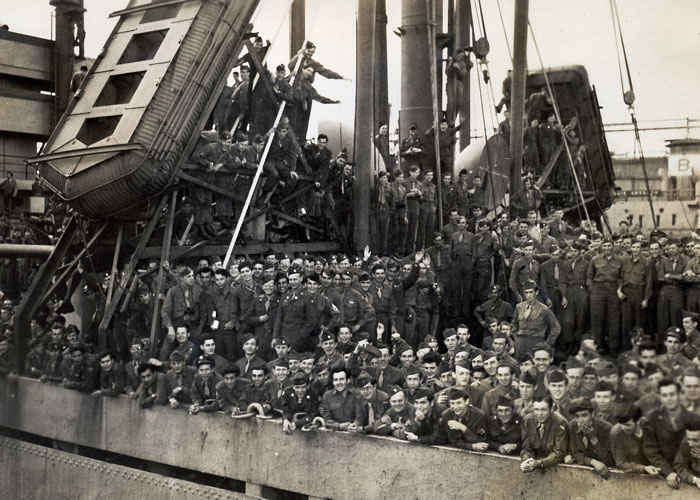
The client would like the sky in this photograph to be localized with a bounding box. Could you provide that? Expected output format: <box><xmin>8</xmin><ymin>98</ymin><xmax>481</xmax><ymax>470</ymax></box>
<box><xmin>7</xmin><ymin>0</ymin><xmax>700</xmax><ymax>157</ymax></box>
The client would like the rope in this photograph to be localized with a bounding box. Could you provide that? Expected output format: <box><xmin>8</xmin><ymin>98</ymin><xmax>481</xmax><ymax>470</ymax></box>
<box><xmin>608</xmin><ymin>0</ymin><xmax>627</xmax><ymax>103</ymax></box>
<box><xmin>495</xmin><ymin>0</ymin><xmax>513</xmax><ymax>63</ymax></box>
<box><xmin>609</xmin><ymin>0</ymin><xmax>657</xmax><ymax>228</ymax></box>
<box><xmin>476</xmin><ymin>0</ymin><xmax>489</xmax><ymax>42</ymax></box>
<box><xmin>527</xmin><ymin>20</ymin><xmax>592</xmax><ymax>227</ymax></box>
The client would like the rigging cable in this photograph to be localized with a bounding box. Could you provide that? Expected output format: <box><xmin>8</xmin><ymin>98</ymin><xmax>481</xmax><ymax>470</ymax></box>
<box><xmin>609</xmin><ymin>0</ymin><xmax>659</xmax><ymax>228</ymax></box>
<box><xmin>495</xmin><ymin>0</ymin><xmax>513</xmax><ymax>63</ymax></box>
<box><xmin>527</xmin><ymin>20</ymin><xmax>592</xmax><ymax>227</ymax></box>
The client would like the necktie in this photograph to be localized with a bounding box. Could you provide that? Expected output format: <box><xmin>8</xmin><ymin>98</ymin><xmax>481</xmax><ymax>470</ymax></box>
<box><xmin>378</xmin><ymin>370</ymin><xmax>384</xmax><ymax>388</ymax></box>
<box><xmin>368</xmin><ymin>402</ymin><xmax>375</xmax><ymax>425</ymax></box>
<box><xmin>673</xmin><ymin>260</ymin><xmax>678</xmax><ymax>272</ymax></box>
<box><xmin>204</xmin><ymin>381</ymin><xmax>210</xmax><ymax>398</ymax></box>
<box><xmin>537</xmin><ymin>422</ymin><xmax>545</xmax><ymax>439</ymax></box>
<box><xmin>554</xmin><ymin>262</ymin><xmax>559</xmax><ymax>281</ymax></box>
<box><xmin>377</xmin><ymin>287</ymin><xmax>382</xmax><ymax>299</ymax></box>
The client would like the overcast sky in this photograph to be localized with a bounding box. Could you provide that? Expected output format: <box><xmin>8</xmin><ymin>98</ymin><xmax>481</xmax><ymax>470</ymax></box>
<box><xmin>8</xmin><ymin>0</ymin><xmax>700</xmax><ymax>156</ymax></box>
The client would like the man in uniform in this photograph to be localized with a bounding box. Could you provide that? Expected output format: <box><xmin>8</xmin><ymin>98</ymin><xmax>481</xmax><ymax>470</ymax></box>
<box><xmin>657</xmin><ymin>241</ymin><xmax>687</xmax><ymax>341</ymax></box>
<box><xmin>587</xmin><ymin>239</ymin><xmax>624</xmax><ymax>355</ymax></box>
<box><xmin>520</xmin><ymin>396</ymin><xmax>569</xmax><ymax>473</ymax></box>
<box><xmin>511</xmin><ymin>280</ymin><xmax>560</xmax><ymax>361</ymax></box>
<box><xmin>620</xmin><ymin>241</ymin><xmax>653</xmax><ymax>349</ymax></box>
<box><xmin>274</xmin><ymin>268</ymin><xmax>310</xmax><ymax>352</ymax></box>
<box><xmin>434</xmin><ymin>388</ymin><xmax>489</xmax><ymax>451</ymax></box>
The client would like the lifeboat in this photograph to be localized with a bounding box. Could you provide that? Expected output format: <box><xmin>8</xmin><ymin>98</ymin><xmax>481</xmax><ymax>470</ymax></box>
<box><xmin>33</xmin><ymin>0</ymin><xmax>259</xmax><ymax>219</ymax></box>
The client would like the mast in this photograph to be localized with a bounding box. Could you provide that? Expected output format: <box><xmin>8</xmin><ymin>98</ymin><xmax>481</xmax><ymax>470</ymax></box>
<box><xmin>509</xmin><ymin>0</ymin><xmax>529</xmax><ymax>195</ymax></box>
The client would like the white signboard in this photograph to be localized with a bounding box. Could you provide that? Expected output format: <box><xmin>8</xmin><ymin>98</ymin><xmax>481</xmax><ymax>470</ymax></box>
<box><xmin>668</xmin><ymin>152</ymin><xmax>699</xmax><ymax>177</ymax></box>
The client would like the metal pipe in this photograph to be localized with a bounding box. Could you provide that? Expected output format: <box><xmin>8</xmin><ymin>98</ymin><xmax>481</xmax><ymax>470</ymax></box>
<box><xmin>509</xmin><ymin>0</ymin><xmax>529</xmax><ymax>195</ymax></box>
<box><xmin>0</xmin><ymin>244</ymin><xmax>56</xmax><ymax>257</ymax></box>
<box><xmin>400</xmin><ymin>0</ymin><xmax>432</xmax><ymax>141</ymax></box>
<box><xmin>290</xmin><ymin>0</ymin><xmax>306</xmax><ymax>58</ymax></box>
<box><xmin>455</xmin><ymin>0</ymin><xmax>471</xmax><ymax>151</ymax></box>
<box><xmin>374</xmin><ymin>0</ymin><xmax>389</xmax><ymax>132</ymax></box>
<box><xmin>354</xmin><ymin>0</ymin><xmax>376</xmax><ymax>251</ymax></box>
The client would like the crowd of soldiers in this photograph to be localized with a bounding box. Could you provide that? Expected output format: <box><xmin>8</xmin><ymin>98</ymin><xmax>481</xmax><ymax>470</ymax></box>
<box><xmin>1</xmin><ymin>207</ymin><xmax>700</xmax><ymax>489</ymax></box>
<box><xmin>184</xmin><ymin>39</ymin><xmax>348</xmax><ymax>246</ymax></box>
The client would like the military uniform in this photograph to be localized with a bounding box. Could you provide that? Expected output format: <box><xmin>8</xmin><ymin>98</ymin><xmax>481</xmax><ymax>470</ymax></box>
<box><xmin>434</xmin><ymin>405</ymin><xmax>488</xmax><ymax>450</ymax></box>
<box><xmin>158</xmin><ymin>366</ymin><xmax>196</xmax><ymax>405</ymax></box>
<box><xmin>243</xmin><ymin>292</ymin><xmax>280</xmax><ymax>361</ymax></box>
<box><xmin>520</xmin><ymin>412</ymin><xmax>569</xmax><ymax>467</ymax></box>
<box><xmin>620</xmin><ymin>256</ymin><xmax>653</xmax><ymax>344</ymax></box>
<box><xmin>656</xmin><ymin>255</ymin><xmax>688</xmax><ymax>338</ymax></box>
<box><xmin>511</xmin><ymin>299</ymin><xmax>560</xmax><ymax>361</ymax></box>
<box><xmin>319</xmin><ymin>388</ymin><xmax>358</xmax><ymax>428</ymax></box>
<box><xmin>642</xmin><ymin>406</ymin><xmax>692</xmax><ymax>476</ymax></box>
<box><xmin>486</xmin><ymin>414</ymin><xmax>522</xmax><ymax>453</ymax></box>
<box><xmin>215</xmin><ymin>378</ymin><xmax>249</xmax><ymax>413</ymax></box>
<box><xmin>569</xmin><ymin>418</ymin><xmax>614</xmax><ymax>467</ymax></box>
<box><xmin>190</xmin><ymin>373</ymin><xmax>222</xmax><ymax>412</ymax></box>
<box><xmin>450</xmin><ymin>229</ymin><xmax>476</xmax><ymax>316</ymax></box>
<box><xmin>587</xmin><ymin>253</ymin><xmax>624</xmax><ymax>354</ymax></box>
<box><xmin>274</xmin><ymin>287</ymin><xmax>310</xmax><ymax>352</ymax></box>
<box><xmin>559</xmin><ymin>254</ymin><xmax>589</xmax><ymax>349</ymax></box>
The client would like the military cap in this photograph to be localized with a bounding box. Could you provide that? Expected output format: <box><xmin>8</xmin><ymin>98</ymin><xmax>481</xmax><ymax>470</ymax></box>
<box><xmin>569</xmin><ymin>398</ymin><xmax>593</xmax><ymax>414</ymax></box>
<box><xmin>388</xmin><ymin>385</ymin><xmax>405</xmax><ymax>398</ymax></box>
<box><xmin>169</xmin><ymin>351</ymin><xmax>185</xmax><ymax>362</ymax></box>
<box><xmin>358</xmin><ymin>272</ymin><xmax>371</xmax><ymax>283</ymax></box>
<box><xmin>291</xmin><ymin>372</ymin><xmax>309</xmax><ymax>385</ymax></box>
<box><xmin>495</xmin><ymin>395</ymin><xmax>514</xmax><ymax>408</ymax></box>
<box><xmin>442</xmin><ymin>328</ymin><xmax>458</xmax><ymax>340</ymax></box>
<box><xmin>288</xmin><ymin>351</ymin><xmax>304</xmax><ymax>361</ymax></box>
<box><xmin>454</xmin><ymin>359</ymin><xmax>472</xmax><ymax>371</ymax></box>
<box><xmin>548</xmin><ymin>369</ymin><xmax>566</xmax><ymax>384</ymax></box>
<box><xmin>221</xmin><ymin>365</ymin><xmax>240</xmax><ymax>376</ymax></box>
<box><xmin>356</xmin><ymin>372</ymin><xmax>375</xmax><ymax>387</ymax></box>
<box><xmin>620</xmin><ymin>363</ymin><xmax>641</xmax><ymax>376</ymax></box>
<box><xmin>275</xmin><ymin>337</ymin><xmax>289</xmax><ymax>347</ymax></box>
<box><xmin>522</xmin><ymin>280</ymin><xmax>538</xmax><ymax>291</ymax></box>
<box><xmin>274</xmin><ymin>358</ymin><xmax>290</xmax><ymax>369</ymax></box>
<box><xmin>447</xmin><ymin>388</ymin><xmax>468</xmax><ymax>400</ymax></box>
<box><xmin>519</xmin><ymin>369</ymin><xmax>537</xmax><ymax>385</ymax></box>
<box><xmin>594</xmin><ymin>381</ymin><xmax>615</xmax><ymax>393</ymax></box>
<box><xmin>240</xmin><ymin>333</ymin><xmax>256</xmax><ymax>345</ymax></box>
<box><xmin>413</xmin><ymin>387</ymin><xmax>434</xmax><ymax>401</ymax></box>
<box><xmin>196</xmin><ymin>356</ymin><xmax>214</xmax><ymax>368</ymax></box>
<box><xmin>665</xmin><ymin>326</ymin><xmax>686</xmax><ymax>342</ymax></box>
<box><xmin>320</xmin><ymin>331</ymin><xmax>336</xmax><ymax>342</ymax></box>
<box><xmin>597</xmin><ymin>362</ymin><xmax>618</xmax><ymax>377</ymax></box>
<box><xmin>483</xmin><ymin>350</ymin><xmax>498</xmax><ymax>361</ymax></box>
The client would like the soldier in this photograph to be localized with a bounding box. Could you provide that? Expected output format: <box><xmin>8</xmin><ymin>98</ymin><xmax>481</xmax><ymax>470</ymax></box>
<box><xmin>510</xmin><ymin>175</ymin><xmax>543</xmax><ymax>219</ymax></box>
<box><xmin>472</xmin><ymin>219</ymin><xmax>499</xmax><ymax>304</ymax></box>
<box><xmin>538</xmin><ymin>242</ymin><xmax>567</xmax><ymax>320</ymax></box>
<box><xmin>511</xmin><ymin>281</ymin><xmax>560</xmax><ymax>361</ymax></box>
<box><xmin>399</xmin><ymin>124</ymin><xmax>425</xmax><ymax>169</ymax></box>
<box><xmin>189</xmin><ymin>356</ymin><xmax>222</xmax><ymax>415</ymax></box>
<box><xmin>434</xmin><ymin>387</ymin><xmax>488</xmax><ymax>451</ymax></box>
<box><xmin>481</xmin><ymin>364</ymin><xmax>518</xmax><ymax>417</ymax></box>
<box><xmin>657</xmin><ymin>241</ymin><xmax>688</xmax><ymax>341</ymax></box>
<box><xmin>90</xmin><ymin>351</ymin><xmax>124</xmax><ymax>398</ymax></box>
<box><xmin>215</xmin><ymin>365</ymin><xmax>249</xmax><ymax>417</ymax></box>
<box><xmin>566</xmin><ymin>399</ymin><xmax>614</xmax><ymax>478</ymax></box>
<box><xmin>587</xmin><ymin>239</ymin><xmax>624</xmax><ymax>355</ymax></box>
<box><xmin>374</xmin><ymin>171</ymin><xmax>393</xmax><ymax>255</ymax></box>
<box><xmin>417</xmin><ymin>170</ymin><xmax>436</xmax><ymax>251</ymax></box>
<box><xmin>161</xmin><ymin>267</ymin><xmax>206</xmax><ymax>346</ymax></box>
<box><xmin>158</xmin><ymin>351</ymin><xmax>196</xmax><ymax>409</ymax></box>
<box><xmin>449</xmin><ymin>215</ymin><xmax>475</xmax><ymax>317</ymax></box>
<box><xmin>243</xmin><ymin>277</ymin><xmax>279</xmax><ymax>361</ymax></box>
<box><xmin>327</xmin><ymin>272</ymin><xmax>375</xmax><ymax>339</ymax></box>
<box><xmin>559</xmin><ymin>241</ymin><xmax>589</xmax><ymax>355</ymax></box>
<box><xmin>508</xmin><ymin>239</ymin><xmax>540</xmax><ymax>303</ymax></box>
<box><xmin>610</xmin><ymin>405</ymin><xmax>660</xmax><ymax>474</ymax></box>
<box><xmin>274</xmin><ymin>268</ymin><xmax>311</xmax><ymax>352</ymax></box>
<box><xmin>403</xmin><ymin>165</ymin><xmax>423</xmax><ymax>255</ymax></box>
<box><xmin>389</xmin><ymin>168</ymin><xmax>408</xmax><ymax>256</ymax></box>
<box><xmin>281</xmin><ymin>371</ymin><xmax>320</xmax><ymax>432</ymax></box>
<box><xmin>672</xmin><ymin>414</ymin><xmax>700</xmax><ymax>487</ymax></box>
<box><xmin>319</xmin><ymin>366</ymin><xmax>358</xmax><ymax>431</ymax></box>
<box><xmin>486</xmin><ymin>395</ymin><xmax>522</xmax><ymax>455</ymax></box>
<box><xmin>135</xmin><ymin>363</ymin><xmax>162</xmax><ymax>409</ymax></box>
<box><xmin>643</xmin><ymin>379</ymin><xmax>693</xmax><ymax>489</ymax></box>
<box><xmin>683</xmin><ymin>241</ymin><xmax>700</xmax><ymax>313</ymax></box>
<box><xmin>519</xmin><ymin>396</ymin><xmax>569</xmax><ymax>473</ymax></box>
<box><xmin>620</xmin><ymin>241</ymin><xmax>653</xmax><ymax>349</ymax></box>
